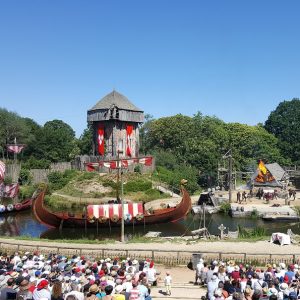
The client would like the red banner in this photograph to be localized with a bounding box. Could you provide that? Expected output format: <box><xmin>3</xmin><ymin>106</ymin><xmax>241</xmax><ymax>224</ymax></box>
<box><xmin>85</xmin><ymin>157</ymin><xmax>153</xmax><ymax>172</ymax></box>
<box><xmin>97</xmin><ymin>127</ymin><xmax>105</xmax><ymax>156</ymax></box>
<box><xmin>126</xmin><ymin>125</ymin><xmax>134</xmax><ymax>157</ymax></box>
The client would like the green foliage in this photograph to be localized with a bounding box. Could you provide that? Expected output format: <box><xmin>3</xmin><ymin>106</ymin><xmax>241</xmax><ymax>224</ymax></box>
<box><xmin>265</xmin><ymin>99</ymin><xmax>300</xmax><ymax>164</ymax></box>
<box><xmin>133</xmin><ymin>165</ymin><xmax>141</xmax><ymax>174</ymax></box>
<box><xmin>76</xmin><ymin>171</ymin><xmax>97</xmax><ymax>182</ymax></box>
<box><xmin>238</xmin><ymin>225</ymin><xmax>266</xmax><ymax>238</ymax></box>
<box><xmin>19</xmin><ymin>169</ymin><xmax>32</xmax><ymax>185</ymax></box>
<box><xmin>219</xmin><ymin>202</ymin><xmax>231</xmax><ymax>214</ymax></box>
<box><xmin>0</xmin><ymin>108</ymin><xmax>33</xmax><ymax>156</ymax></box>
<box><xmin>22</xmin><ymin>157</ymin><xmax>51</xmax><ymax>169</ymax></box>
<box><xmin>3</xmin><ymin>176</ymin><xmax>12</xmax><ymax>185</ymax></box>
<box><xmin>78</xmin><ymin>127</ymin><xmax>93</xmax><ymax>155</ymax></box>
<box><xmin>34</xmin><ymin>120</ymin><xmax>76</xmax><ymax>162</ymax></box>
<box><xmin>124</xmin><ymin>179</ymin><xmax>152</xmax><ymax>193</ymax></box>
<box><xmin>48</xmin><ymin>169</ymin><xmax>77</xmax><ymax>191</ymax></box>
<box><xmin>44</xmin><ymin>194</ymin><xmax>83</xmax><ymax>211</ymax></box>
<box><xmin>154</xmin><ymin>165</ymin><xmax>199</xmax><ymax>194</ymax></box>
<box><xmin>250</xmin><ymin>209</ymin><xmax>259</xmax><ymax>218</ymax></box>
<box><xmin>19</xmin><ymin>185</ymin><xmax>36</xmax><ymax>200</ymax></box>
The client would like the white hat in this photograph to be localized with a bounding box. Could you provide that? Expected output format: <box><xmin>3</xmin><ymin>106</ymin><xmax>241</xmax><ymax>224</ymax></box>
<box><xmin>115</xmin><ymin>285</ymin><xmax>123</xmax><ymax>293</ymax></box>
<box><xmin>105</xmin><ymin>258</ymin><xmax>111</xmax><ymax>262</ymax></box>
<box><xmin>25</xmin><ymin>252</ymin><xmax>30</xmax><ymax>256</ymax></box>
<box><xmin>132</xmin><ymin>260</ymin><xmax>138</xmax><ymax>265</ymax></box>
<box><xmin>39</xmin><ymin>255</ymin><xmax>45</xmax><ymax>261</ymax></box>
<box><xmin>22</xmin><ymin>256</ymin><xmax>28</xmax><ymax>260</ymax></box>
<box><xmin>280</xmin><ymin>262</ymin><xmax>286</xmax><ymax>269</ymax></box>
<box><xmin>280</xmin><ymin>283</ymin><xmax>289</xmax><ymax>291</ymax></box>
<box><xmin>64</xmin><ymin>276</ymin><xmax>70</xmax><ymax>281</ymax></box>
<box><xmin>213</xmin><ymin>260</ymin><xmax>218</xmax><ymax>265</ymax></box>
<box><xmin>70</xmin><ymin>275</ymin><xmax>76</xmax><ymax>281</ymax></box>
<box><xmin>294</xmin><ymin>264</ymin><xmax>299</xmax><ymax>269</ymax></box>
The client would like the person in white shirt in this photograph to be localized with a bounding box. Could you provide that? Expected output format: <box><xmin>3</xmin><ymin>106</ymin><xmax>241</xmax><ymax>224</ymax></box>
<box><xmin>164</xmin><ymin>271</ymin><xmax>172</xmax><ymax>296</ymax></box>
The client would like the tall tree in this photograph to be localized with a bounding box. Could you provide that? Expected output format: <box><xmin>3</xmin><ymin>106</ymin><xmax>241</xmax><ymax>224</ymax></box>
<box><xmin>34</xmin><ymin>120</ymin><xmax>76</xmax><ymax>162</ymax></box>
<box><xmin>265</xmin><ymin>99</ymin><xmax>300</xmax><ymax>164</ymax></box>
<box><xmin>0</xmin><ymin>108</ymin><xmax>31</xmax><ymax>157</ymax></box>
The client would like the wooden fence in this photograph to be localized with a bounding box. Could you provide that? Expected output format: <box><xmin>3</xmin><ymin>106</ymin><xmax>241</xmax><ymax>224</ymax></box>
<box><xmin>0</xmin><ymin>240</ymin><xmax>299</xmax><ymax>266</ymax></box>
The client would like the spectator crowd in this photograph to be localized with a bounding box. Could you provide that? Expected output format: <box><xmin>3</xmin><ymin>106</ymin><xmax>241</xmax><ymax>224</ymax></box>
<box><xmin>0</xmin><ymin>250</ymin><xmax>161</xmax><ymax>300</ymax></box>
<box><xmin>195</xmin><ymin>258</ymin><xmax>300</xmax><ymax>300</ymax></box>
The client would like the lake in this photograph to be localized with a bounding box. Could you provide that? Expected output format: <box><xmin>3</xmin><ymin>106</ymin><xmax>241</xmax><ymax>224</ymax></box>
<box><xmin>0</xmin><ymin>210</ymin><xmax>299</xmax><ymax>241</ymax></box>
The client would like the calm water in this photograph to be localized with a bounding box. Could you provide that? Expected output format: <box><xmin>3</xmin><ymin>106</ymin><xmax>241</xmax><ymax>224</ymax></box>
<box><xmin>0</xmin><ymin>210</ymin><xmax>299</xmax><ymax>240</ymax></box>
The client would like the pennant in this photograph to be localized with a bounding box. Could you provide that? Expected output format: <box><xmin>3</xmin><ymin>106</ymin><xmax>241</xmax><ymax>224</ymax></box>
<box><xmin>97</xmin><ymin>127</ymin><xmax>105</xmax><ymax>156</ymax></box>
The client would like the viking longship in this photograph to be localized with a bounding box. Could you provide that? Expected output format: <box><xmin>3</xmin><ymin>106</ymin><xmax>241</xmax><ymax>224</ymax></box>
<box><xmin>32</xmin><ymin>185</ymin><xmax>192</xmax><ymax>228</ymax></box>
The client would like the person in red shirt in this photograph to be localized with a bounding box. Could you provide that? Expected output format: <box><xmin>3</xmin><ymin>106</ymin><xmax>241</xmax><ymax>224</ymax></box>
<box><xmin>231</xmin><ymin>266</ymin><xmax>241</xmax><ymax>281</ymax></box>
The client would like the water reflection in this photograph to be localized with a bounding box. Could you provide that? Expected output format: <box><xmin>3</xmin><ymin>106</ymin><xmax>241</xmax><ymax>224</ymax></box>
<box><xmin>0</xmin><ymin>210</ymin><xmax>299</xmax><ymax>240</ymax></box>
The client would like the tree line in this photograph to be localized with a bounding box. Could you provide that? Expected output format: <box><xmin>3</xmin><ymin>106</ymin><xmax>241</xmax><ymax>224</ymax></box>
<box><xmin>0</xmin><ymin>99</ymin><xmax>299</xmax><ymax>188</ymax></box>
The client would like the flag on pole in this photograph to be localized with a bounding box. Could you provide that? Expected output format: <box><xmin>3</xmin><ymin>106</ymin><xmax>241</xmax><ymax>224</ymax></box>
<box><xmin>0</xmin><ymin>161</ymin><xmax>5</xmax><ymax>181</ymax></box>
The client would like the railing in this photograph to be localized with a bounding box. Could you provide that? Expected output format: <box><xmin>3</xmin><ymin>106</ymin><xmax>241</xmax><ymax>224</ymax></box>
<box><xmin>0</xmin><ymin>240</ymin><xmax>299</xmax><ymax>266</ymax></box>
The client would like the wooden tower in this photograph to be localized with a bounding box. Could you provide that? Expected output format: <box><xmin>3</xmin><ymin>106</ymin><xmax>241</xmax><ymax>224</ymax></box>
<box><xmin>87</xmin><ymin>90</ymin><xmax>144</xmax><ymax>158</ymax></box>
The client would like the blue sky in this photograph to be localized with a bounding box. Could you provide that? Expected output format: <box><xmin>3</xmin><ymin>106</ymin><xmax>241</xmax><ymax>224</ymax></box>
<box><xmin>1</xmin><ymin>1</ymin><xmax>300</xmax><ymax>136</ymax></box>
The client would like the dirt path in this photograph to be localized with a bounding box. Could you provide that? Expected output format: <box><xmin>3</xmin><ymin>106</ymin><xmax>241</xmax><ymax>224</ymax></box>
<box><xmin>1</xmin><ymin>238</ymin><xmax>300</xmax><ymax>255</ymax></box>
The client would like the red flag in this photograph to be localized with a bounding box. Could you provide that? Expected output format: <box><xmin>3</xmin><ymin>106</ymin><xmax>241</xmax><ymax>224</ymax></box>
<box><xmin>126</xmin><ymin>125</ymin><xmax>134</xmax><ymax>157</ymax></box>
<box><xmin>97</xmin><ymin>127</ymin><xmax>105</xmax><ymax>156</ymax></box>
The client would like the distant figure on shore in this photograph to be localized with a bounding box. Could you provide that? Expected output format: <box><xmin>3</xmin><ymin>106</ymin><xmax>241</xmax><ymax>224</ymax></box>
<box><xmin>242</xmin><ymin>191</ymin><xmax>247</xmax><ymax>202</ymax></box>
<box><xmin>257</xmin><ymin>188</ymin><xmax>263</xmax><ymax>200</ymax></box>
<box><xmin>292</xmin><ymin>190</ymin><xmax>296</xmax><ymax>200</ymax></box>
<box><xmin>236</xmin><ymin>191</ymin><xmax>241</xmax><ymax>204</ymax></box>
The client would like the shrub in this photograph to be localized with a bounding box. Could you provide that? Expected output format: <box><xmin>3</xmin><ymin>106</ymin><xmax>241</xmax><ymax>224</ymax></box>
<box><xmin>219</xmin><ymin>202</ymin><xmax>231</xmax><ymax>214</ymax></box>
<box><xmin>19</xmin><ymin>168</ymin><xmax>33</xmax><ymax>185</ymax></box>
<box><xmin>48</xmin><ymin>169</ymin><xmax>78</xmax><ymax>191</ymax></box>
<box><xmin>22</xmin><ymin>158</ymin><xmax>51</xmax><ymax>169</ymax></box>
<box><xmin>19</xmin><ymin>185</ymin><xmax>36</xmax><ymax>200</ymax></box>
<box><xmin>76</xmin><ymin>172</ymin><xmax>97</xmax><ymax>182</ymax></box>
<box><xmin>124</xmin><ymin>180</ymin><xmax>152</xmax><ymax>193</ymax></box>
<box><xmin>3</xmin><ymin>176</ymin><xmax>12</xmax><ymax>185</ymax></box>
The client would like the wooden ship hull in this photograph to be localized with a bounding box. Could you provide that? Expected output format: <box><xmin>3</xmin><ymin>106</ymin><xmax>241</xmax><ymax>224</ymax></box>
<box><xmin>33</xmin><ymin>187</ymin><xmax>192</xmax><ymax>228</ymax></box>
<box><xmin>0</xmin><ymin>199</ymin><xmax>32</xmax><ymax>215</ymax></box>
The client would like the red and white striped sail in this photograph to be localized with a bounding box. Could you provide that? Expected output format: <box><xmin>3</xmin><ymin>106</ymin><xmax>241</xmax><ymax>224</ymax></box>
<box><xmin>0</xmin><ymin>161</ymin><xmax>5</xmax><ymax>181</ymax></box>
<box><xmin>87</xmin><ymin>202</ymin><xmax>143</xmax><ymax>219</ymax></box>
<box><xmin>7</xmin><ymin>145</ymin><xmax>25</xmax><ymax>154</ymax></box>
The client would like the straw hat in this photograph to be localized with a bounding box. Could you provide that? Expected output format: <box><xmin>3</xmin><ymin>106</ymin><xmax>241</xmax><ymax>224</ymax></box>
<box><xmin>89</xmin><ymin>284</ymin><xmax>99</xmax><ymax>293</ymax></box>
